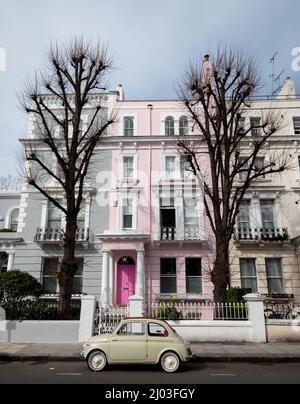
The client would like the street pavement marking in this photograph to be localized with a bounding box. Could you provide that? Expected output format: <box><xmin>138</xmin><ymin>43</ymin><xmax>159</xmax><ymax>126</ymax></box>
<box><xmin>56</xmin><ymin>373</ymin><xmax>82</xmax><ymax>376</ymax></box>
<box><xmin>211</xmin><ymin>374</ymin><xmax>236</xmax><ymax>377</ymax></box>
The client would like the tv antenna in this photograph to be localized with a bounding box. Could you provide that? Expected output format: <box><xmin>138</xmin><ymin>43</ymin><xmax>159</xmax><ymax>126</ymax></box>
<box><xmin>269</xmin><ymin>52</ymin><xmax>285</xmax><ymax>95</ymax></box>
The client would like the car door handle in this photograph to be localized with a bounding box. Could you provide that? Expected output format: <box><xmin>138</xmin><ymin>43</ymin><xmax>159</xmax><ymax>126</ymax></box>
<box><xmin>111</xmin><ymin>339</ymin><xmax>118</xmax><ymax>341</ymax></box>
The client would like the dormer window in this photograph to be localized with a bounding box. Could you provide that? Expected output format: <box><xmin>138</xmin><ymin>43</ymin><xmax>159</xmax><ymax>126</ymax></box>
<box><xmin>124</xmin><ymin>117</ymin><xmax>134</xmax><ymax>137</ymax></box>
<box><xmin>165</xmin><ymin>116</ymin><xmax>175</xmax><ymax>136</ymax></box>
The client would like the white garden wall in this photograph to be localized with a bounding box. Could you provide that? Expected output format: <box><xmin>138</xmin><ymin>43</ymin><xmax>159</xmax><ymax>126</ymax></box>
<box><xmin>0</xmin><ymin>320</ymin><xmax>79</xmax><ymax>343</ymax></box>
<box><xmin>168</xmin><ymin>320</ymin><xmax>253</xmax><ymax>343</ymax></box>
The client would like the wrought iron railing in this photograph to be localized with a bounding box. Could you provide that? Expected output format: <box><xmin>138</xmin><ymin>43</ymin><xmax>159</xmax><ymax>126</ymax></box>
<box><xmin>161</xmin><ymin>227</ymin><xmax>176</xmax><ymax>241</ymax></box>
<box><xmin>94</xmin><ymin>304</ymin><xmax>129</xmax><ymax>335</ymax></box>
<box><xmin>145</xmin><ymin>302</ymin><xmax>248</xmax><ymax>321</ymax></box>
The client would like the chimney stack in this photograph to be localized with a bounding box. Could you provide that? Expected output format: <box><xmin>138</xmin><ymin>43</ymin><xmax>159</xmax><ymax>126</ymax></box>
<box><xmin>116</xmin><ymin>84</ymin><xmax>124</xmax><ymax>101</ymax></box>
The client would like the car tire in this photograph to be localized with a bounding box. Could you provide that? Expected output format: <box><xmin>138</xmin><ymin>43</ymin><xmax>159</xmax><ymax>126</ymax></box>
<box><xmin>87</xmin><ymin>350</ymin><xmax>107</xmax><ymax>372</ymax></box>
<box><xmin>160</xmin><ymin>352</ymin><xmax>180</xmax><ymax>373</ymax></box>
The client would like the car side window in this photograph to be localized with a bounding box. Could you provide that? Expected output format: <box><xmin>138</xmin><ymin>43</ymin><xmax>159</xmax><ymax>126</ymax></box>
<box><xmin>148</xmin><ymin>323</ymin><xmax>169</xmax><ymax>337</ymax></box>
<box><xmin>117</xmin><ymin>322</ymin><xmax>145</xmax><ymax>336</ymax></box>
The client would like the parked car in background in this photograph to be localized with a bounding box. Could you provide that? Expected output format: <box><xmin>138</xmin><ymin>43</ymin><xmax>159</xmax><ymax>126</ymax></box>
<box><xmin>81</xmin><ymin>318</ymin><xmax>194</xmax><ymax>373</ymax></box>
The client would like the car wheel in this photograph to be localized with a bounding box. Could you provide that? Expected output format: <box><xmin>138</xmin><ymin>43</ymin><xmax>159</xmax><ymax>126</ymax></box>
<box><xmin>87</xmin><ymin>350</ymin><xmax>107</xmax><ymax>372</ymax></box>
<box><xmin>160</xmin><ymin>352</ymin><xmax>180</xmax><ymax>373</ymax></box>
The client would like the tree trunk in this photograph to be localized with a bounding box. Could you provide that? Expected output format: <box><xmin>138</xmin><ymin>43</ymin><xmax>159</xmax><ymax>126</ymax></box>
<box><xmin>58</xmin><ymin>219</ymin><xmax>78</xmax><ymax>318</ymax></box>
<box><xmin>211</xmin><ymin>237</ymin><xmax>230</xmax><ymax>303</ymax></box>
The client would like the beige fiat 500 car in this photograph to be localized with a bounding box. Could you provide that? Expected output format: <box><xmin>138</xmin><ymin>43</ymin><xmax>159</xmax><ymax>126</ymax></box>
<box><xmin>82</xmin><ymin>318</ymin><xmax>194</xmax><ymax>373</ymax></box>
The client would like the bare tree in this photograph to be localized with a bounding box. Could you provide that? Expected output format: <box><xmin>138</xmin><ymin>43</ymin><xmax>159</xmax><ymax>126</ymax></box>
<box><xmin>177</xmin><ymin>47</ymin><xmax>290</xmax><ymax>302</ymax></box>
<box><xmin>19</xmin><ymin>38</ymin><xmax>115</xmax><ymax>317</ymax></box>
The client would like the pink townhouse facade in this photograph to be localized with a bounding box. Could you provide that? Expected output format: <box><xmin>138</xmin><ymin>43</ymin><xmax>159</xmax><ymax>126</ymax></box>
<box><xmin>98</xmin><ymin>86</ymin><xmax>214</xmax><ymax>305</ymax></box>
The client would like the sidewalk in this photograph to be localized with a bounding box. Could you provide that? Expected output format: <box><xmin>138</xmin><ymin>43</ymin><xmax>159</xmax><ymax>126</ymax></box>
<box><xmin>1</xmin><ymin>342</ymin><xmax>300</xmax><ymax>363</ymax></box>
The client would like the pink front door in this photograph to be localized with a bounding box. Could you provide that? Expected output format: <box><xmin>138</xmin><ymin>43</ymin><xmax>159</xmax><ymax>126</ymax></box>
<box><xmin>116</xmin><ymin>264</ymin><xmax>136</xmax><ymax>305</ymax></box>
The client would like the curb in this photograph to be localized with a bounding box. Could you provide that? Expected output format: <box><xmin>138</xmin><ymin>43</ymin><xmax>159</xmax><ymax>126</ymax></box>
<box><xmin>2</xmin><ymin>353</ymin><xmax>300</xmax><ymax>363</ymax></box>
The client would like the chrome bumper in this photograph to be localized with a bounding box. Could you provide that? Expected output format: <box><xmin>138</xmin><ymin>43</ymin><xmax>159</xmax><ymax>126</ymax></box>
<box><xmin>80</xmin><ymin>351</ymin><xmax>85</xmax><ymax>360</ymax></box>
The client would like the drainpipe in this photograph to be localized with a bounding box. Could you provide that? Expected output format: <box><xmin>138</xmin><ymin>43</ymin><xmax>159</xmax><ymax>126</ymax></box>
<box><xmin>147</xmin><ymin>104</ymin><xmax>153</xmax><ymax>303</ymax></box>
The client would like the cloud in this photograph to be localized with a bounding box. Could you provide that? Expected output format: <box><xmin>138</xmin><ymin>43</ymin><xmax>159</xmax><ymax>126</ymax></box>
<box><xmin>0</xmin><ymin>0</ymin><xmax>299</xmax><ymax>175</ymax></box>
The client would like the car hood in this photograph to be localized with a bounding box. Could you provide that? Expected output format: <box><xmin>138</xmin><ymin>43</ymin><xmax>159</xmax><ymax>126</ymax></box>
<box><xmin>85</xmin><ymin>335</ymin><xmax>110</xmax><ymax>344</ymax></box>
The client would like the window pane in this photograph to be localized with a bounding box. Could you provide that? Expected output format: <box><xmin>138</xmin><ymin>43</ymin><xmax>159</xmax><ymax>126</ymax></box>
<box><xmin>186</xmin><ymin>277</ymin><xmax>202</xmax><ymax>294</ymax></box>
<box><xmin>260</xmin><ymin>200</ymin><xmax>274</xmax><ymax>228</ymax></box>
<box><xmin>186</xmin><ymin>258</ymin><xmax>202</xmax><ymax>276</ymax></box>
<box><xmin>241</xmin><ymin>277</ymin><xmax>258</xmax><ymax>293</ymax></box>
<box><xmin>48</xmin><ymin>203</ymin><xmax>61</xmax><ymax>229</ymax></box>
<box><xmin>250</xmin><ymin>117</ymin><xmax>261</xmax><ymax>136</ymax></box>
<box><xmin>238</xmin><ymin>201</ymin><xmax>250</xmax><ymax>230</ymax></box>
<box><xmin>10</xmin><ymin>208</ymin><xmax>19</xmax><ymax>231</ymax></box>
<box><xmin>43</xmin><ymin>258</ymin><xmax>58</xmax><ymax>275</ymax></box>
<box><xmin>42</xmin><ymin>277</ymin><xmax>57</xmax><ymax>294</ymax></box>
<box><xmin>237</xmin><ymin>117</ymin><xmax>246</xmax><ymax>133</ymax></box>
<box><xmin>266</xmin><ymin>259</ymin><xmax>284</xmax><ymax>294</ymax></box>
<box><xmin>123</xmin><ymin>215</ymin><xmax>133</xmax><ymax>228</ymax></box>
<box><xmin>179</xmin><ymin>116</ymin><xmax>188</xmax><ymax>136</ymax></box>
<box><xmin>240</xmin><ymin>259</ymin><xmax>258</xmax><ymax>293</ymax></box>
<box><xmin>266</xmin><ymin>259</ymin><xmax>282</xmax><ymax>277</ymax></box>
<box><xmin>161</xmin><ymin>258</ymin><xmax>176</xmax><ymax>275</ymax></box>
<box><xmin>148</xmin><ymin>323</ymin><xmax>168</xmax><ymax>337</ymax></box>
<box><xmin>293</xmin><ymin>117</ymin><xmax>300</xmax><ymax>135</ymax></box>
<box><xmin>165</xmin><ymin>156</ymin><xmax>176</xmax><ymax>178</ymax></box>
<box><xmin>165</xmin><ymin>117</ymin><xmax>175</xmax><ymax>136</ymax></box>
<box><xmin>124</xmin><ymin>117</ymin><xmax>134</xmax><ymax>137</ymax></box>
<box><xmin>118</xmin><ymin>322</ymin><xmax>145</xmax><ymax>335</ymax></box>
<box><xmin>72</xmin><ymin>276</ymin><xmax>83</xmax><ymax>294</ymax></box>
<box><xmin>123</xmin><ymin>157</ymin><xmax>134</xmax><ymax>179</ymax></box>
<box><xmin>160</xmin><ymin>277</ymin><xmax>176</xmax><ymax>294</ymax></box>
<box><xmin>240</xmin><ymin>259</ymin><xmax>256</xmax><ymax>277</ymax></box>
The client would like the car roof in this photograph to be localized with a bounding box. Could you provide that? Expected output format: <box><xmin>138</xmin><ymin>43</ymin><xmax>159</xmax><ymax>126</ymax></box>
<box><xmin>123</xmin><ymin>317</ymin><xmax>169</xmax><ymax>324</ymax></box>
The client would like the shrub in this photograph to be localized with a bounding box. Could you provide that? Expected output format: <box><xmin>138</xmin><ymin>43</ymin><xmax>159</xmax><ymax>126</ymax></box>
<box><xmin>2</xmin><ymin>299</ymin><xmax>57</xmax><ymax>321</ymax></box>
<box><xmin>0</xmin><ymin>228</ymin><xmax>16</xmax><ymax>233</ymax></box>
<box><xmin>0</xmin><ymin>270</ymin><xmax>42</xmax><ymax>300</ymax></box>
<box><xmin>155</xmin><ymin>305</ymin><xmax>180</xmax><ymax>320</ymax></box>
<box><xmin>226</xmin><ymin>287</ymin><xmax>251</xmax><ymax>304</ymax></box>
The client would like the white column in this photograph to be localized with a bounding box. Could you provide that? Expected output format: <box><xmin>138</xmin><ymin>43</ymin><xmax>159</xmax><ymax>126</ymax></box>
<box><xmin>101</xmin><ymin>251</ymin><xmax>110</xmax><ymax>306</ymax></box>
<box><xmin>136</xmin><ymin>250</ymin><xmax>145</xmax><ymax>299</ymax></box>
<box><xmin>7</xmin><ymin>252</ymin><xmax>15</xmax><ymax>271</ymax></box>
<box><xmin>108</xmin><ymin>253</ymin><xmax>114</xmax><ymax>305</ymax></box>
<box><xmin>244</xmin><ymin>293</ymin><xmax>267</xmax><ymax>343</ymax></box>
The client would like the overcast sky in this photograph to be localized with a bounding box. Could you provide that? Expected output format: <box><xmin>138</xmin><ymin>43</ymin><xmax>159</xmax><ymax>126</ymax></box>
<box><xmin>0</xmin><ymin>0</ymin><xmax>299</xmax><ymax>176</ymax></box>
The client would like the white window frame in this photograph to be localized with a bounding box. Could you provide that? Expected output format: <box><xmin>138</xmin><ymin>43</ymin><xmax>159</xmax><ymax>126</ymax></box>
<box><xmin>42</xmin><ymin>257</ymin><xmax>84</xmax><ymax>295</ymax></box>
<box><xmin>160</xmin><ymin>113</ymin><xmax>191</xmax><ymax>137</ymax></box>
<box><xmin>185</xmin><ymin>258</ymin><xmax>203</xmax><ymax>295</ymax></box>
<box><xmin>179</xmin><ymin>115</ymin><xmax>189</xmax><ymax>136</ymax></box>
<box><xmin>119</xmin><ymin>152</ymin><xmax>138</xmax><ymax>183</ymax></box>
<box><xmin>122</xmin><ymin>155</ymin><xmax>135</xmax><ymax>181</ymax></box>
<box><xmin>123</xmin><ymin>116</ymin><xmax>135</xmax><ymax>137</ymax></box>
<box><xmin>162</xmin><ymin>153</ymin><xmax>181</xmax><ymax>180</ymax></box>
<box><xmin>265</xmin><ymin>258</ymin><xmax>284</xmax><ymax>295</ymax></box>
<box><xmin>240</xmin><ymin>258</ymin><xmax>258</xmax><ymax>293</ymax></box>
<box><xmin>5</xmin><ymin>205</ymin><xmax>20</xmax><ymax>230</ymax></box>
<box><xmin>118</xmin><ymin>193</ymin><xmax>138</xmax><ymax>231</ymax></box>
<box><xmin>119</xmin><ymin>113</ymin><xmax>137</xmax><ymax>137</ymax></box>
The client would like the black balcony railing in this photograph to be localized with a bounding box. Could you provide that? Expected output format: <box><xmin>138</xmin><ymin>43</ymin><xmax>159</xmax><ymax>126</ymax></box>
<box><xmin>161</xmin><ymin>227</ymin><xmax>176</xmax><ymax>241</ymax></box>
<box><xmin>35</xmin><ymin>227</ymin><xmax>89</xmax><ymax>242</ymax></box>
<box><xmin>235</xmin><ymin>227</ymin><xmax>289</xmax><ymax>242</ymax></box>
